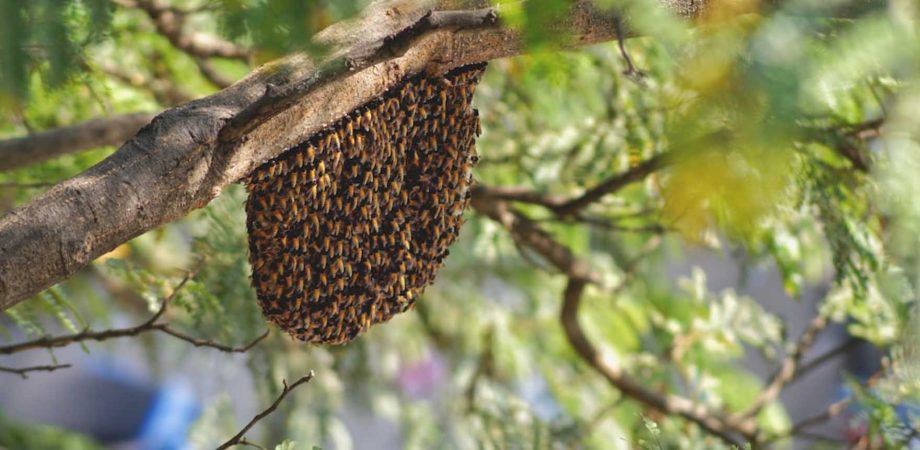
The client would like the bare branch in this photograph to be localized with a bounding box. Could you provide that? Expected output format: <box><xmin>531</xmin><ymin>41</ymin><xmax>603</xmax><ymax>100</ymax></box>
<box><xmin>126</xmin><ymin>0</ymin><xmax>250</xmax><ymax>61</ymax></box>
<box><xmin>761</xmin><ymin>398</ymin><xmax>851</xmax><ymax>445</ymax></box>
<box><xmin>553</xmin><ymin>153</ymin><xmax>668</xmax><ymax>216</ymax></box>
<box><xmin>465</xmin><ymin>185</ymin><xmax>565</xmax><ymax>209</ymax></box>
<box><xmin>157</xmin><ymin>328</ymin><xmax>269</xmax><ymax>353</ymax></box>
<box><xmin>0</xmin><ymin>274</ymin><xmax>269</xmax><ymax>355</ymax></box>
<box><xmin>474</xmin><ymin>153</ymin><xmax>668</xmax><ymax>217</ymax></box>
<box><xmin>0</xmin><ymin>112</ymin><xmax>156</xmax><ymax>172</ymax></box>
<box><xmin>788</xmin><ymin>338</ymin><xmax>862</xmax><ymax>386</ymax></box>
<box><xmin>0</xmin><ymin>363</ymin><xmax>72</xmax><ymax>379</ymax></box>
<box><xmin>471</xmin><ymin>187</ymin><xmax>601</xmax><ymax>285</ymax></box>
<box><xmin>216</xmin><ymin>372</ymin><xmax>315</xmax><ymax>450</ymax></box>
<box><xmin>97</xmin><ymin>59</ymin><xmax>195</xmax><ymax>106</ymax></box>
<box><xmin>732</xmin><ymin>314</ymin><xmax>828</xmax><ymax>423</ymax></box>
<box><xmin>194</xmin><ymin>57</ymin><xmax>236</xmax><ymax>89</ymax></box>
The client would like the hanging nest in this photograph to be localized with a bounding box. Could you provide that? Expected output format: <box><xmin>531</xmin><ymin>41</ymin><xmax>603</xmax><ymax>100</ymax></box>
<box><xmin>245</xmin><ymin>63</ymin><xmax>486</xmax><ymax>344</ymax></box>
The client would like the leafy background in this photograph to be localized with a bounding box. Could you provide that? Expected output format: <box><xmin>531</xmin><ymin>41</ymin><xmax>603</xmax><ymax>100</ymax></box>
<box><xmin>0</xmin><ymin>0</ymin><xmax>918</xmax><ymax>449</ymax></box>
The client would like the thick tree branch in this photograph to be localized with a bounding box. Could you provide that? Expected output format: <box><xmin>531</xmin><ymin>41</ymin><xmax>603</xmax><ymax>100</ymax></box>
<box><xmin>0</xmin><ymin>0</ymin><xmax>712</xmax><ymax>309</ymax></box>
<box><xmin>216</xmin><ymin>372</ymin><xmax>315</xmax><ymax>450</ymax></box>
<box><xmin>0</xmin><ymin>112</ymin><xmax>157</xmax><ymax>172</ymax></box>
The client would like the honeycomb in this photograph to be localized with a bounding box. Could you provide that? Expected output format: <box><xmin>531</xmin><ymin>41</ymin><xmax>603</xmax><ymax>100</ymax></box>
<box><xmin>246</xmin><ymin>63</ymin><xmax>486</xmax><ymax>344</ymax></box>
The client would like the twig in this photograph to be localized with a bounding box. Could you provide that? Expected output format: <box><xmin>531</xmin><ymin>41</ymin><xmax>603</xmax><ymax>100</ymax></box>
<box><xmin>789</xmin><ymin>398</ymin><xmax>851</xmax><ymax>435</ymax></box>
<box><xmin>216</xmin><ymin>372</ymin><xmax>315</xmax><ymax>450</ymax></box>
<box><xmin>613</xmin><ymin>17</ymin><xmax>645</xmax><ymax>80</ymax></box>
<box><xmin>0</xmin><ymin>273</ymin><xmax>269</xmax><ymax>355</ymax></box>
<box><xmin>732</xmin><ymin>314</ymin><xmax>828</xmax><ymax>423</ymax></box>
<box><xmin>553</xmin><ymin>154</ymin><xmax>667</xmax><ymax>216</ymax></box>
<box><xmin>761</xmin><ymin>398</ymin><xmax>851</xmax><ymax>445</ymax></box>
<box><xmin>194</xmin><ymin>57</ymin><xmax>236</xmax><ymax>89</ymax></box>
<box><xmin>0</xmin><ymin>363</ymin><xmax>72</xmax><ymax>379</ymax></box>
<box><xmin>157</xmin><ymin>328</ymin><xmax>269</xmax><ymax>353</ymax></box>
<box><xmin>792</xmin><ymin>337</ymin><xmax>861</xmax><ymax>384</ymax></box>
<box><xmin>473</xmin><ymin>154</ymin><xmax>669</xmax><ymax>217</ymax></box>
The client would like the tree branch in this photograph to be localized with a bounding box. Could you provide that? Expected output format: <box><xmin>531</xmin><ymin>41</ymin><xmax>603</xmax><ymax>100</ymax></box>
<box><xmin>560</xmin><ymin>279</ymin><xmax>751</xmax><ymax>447</ymax></box>
<box><xmin>553</xmin><ymin>153</ymin><xmax>668</xmax><ymax>216</ymax></box>
<box><xmin>0</xmin><ymin>0</ymin><xmax>713</xmax><ymax>309</ymax></box>
<box><xmin>123</xmin><ymin>0</ymin><xmax>251</xmax><ymax>61</ymax></box>
<box><xmin>216</xmin><ymin>372</ymin><xmax>315</xmax><ymax>450</ymax></box>
<box><xmin>0</xmin><ymin>112</ymin><xmax>157</xmax><ymax>172</ymax></box>
<box><xmin>194</xmin><ymin>57</ymin><xmax>237</xmax><ymax>89</ymax></box>
<box><xmin>732</xmin><ymin>314</ymin><xmax>828</xmax><ymax>423</ymax></box>
<box><xmin>473</xmin><ymin>153</ymin><xmax>669</xmax><ymax>217</ymax></box>
<box><xmin>0</xmin><ymin>273</ymin><xmax>269</xmax><ymax>355</ymax></box>
<box><xmin>0</xmin><ymin>363</ymin><xmax>72</xmax><ymax>379</ymax></box>
<box><xmin>470</xmin><ymin>186</ymin><xmax>753</xmax><ymax>445</ymax></box>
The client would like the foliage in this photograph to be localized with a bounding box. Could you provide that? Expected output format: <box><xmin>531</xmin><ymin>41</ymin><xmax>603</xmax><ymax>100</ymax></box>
<box><xmin>1</xmin><ymin>0</ymin><xmax>919</xmax><ymax>449</ymax></box>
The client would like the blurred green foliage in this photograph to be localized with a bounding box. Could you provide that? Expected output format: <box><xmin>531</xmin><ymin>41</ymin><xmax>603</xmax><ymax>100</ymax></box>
<box><xmin>1</xmin><ymin>0</ymin><xmax>919</xmax><ymax>449</ymax></box>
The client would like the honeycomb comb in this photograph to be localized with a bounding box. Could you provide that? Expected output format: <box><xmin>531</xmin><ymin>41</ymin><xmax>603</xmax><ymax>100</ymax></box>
<box><xmin>246</xmin><ymin>63</ymin><xmax>486</xmax><ymax>344</ymax></box>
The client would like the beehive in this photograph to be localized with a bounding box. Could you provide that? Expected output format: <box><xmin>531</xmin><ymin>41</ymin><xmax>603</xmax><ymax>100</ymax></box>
<box><xmin>245</xmin><ymin>63</ymin><xmax>486</xmax><ymax>345</ymax></box>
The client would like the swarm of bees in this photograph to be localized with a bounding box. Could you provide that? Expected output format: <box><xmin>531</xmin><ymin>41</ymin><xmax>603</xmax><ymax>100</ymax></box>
<box><xmin>245</xmin><ymin>63</ymin><xmax>486</xmax><ymax>344</ymax></box>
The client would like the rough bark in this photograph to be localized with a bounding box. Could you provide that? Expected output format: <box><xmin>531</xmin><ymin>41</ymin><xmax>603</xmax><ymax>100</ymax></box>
<box><xmin>0</xmin><ymin>0</ymin><xmax>711</xmax><ymax>309</ymax></box>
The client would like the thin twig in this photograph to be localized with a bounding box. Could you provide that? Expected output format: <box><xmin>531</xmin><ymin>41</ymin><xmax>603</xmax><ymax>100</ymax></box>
<box><xmin>0</xmin><ymin>363</ymin><xmax>72</xmax><ymax>379</ymax></box>
<box><xmin>792</xmin><ymin>337</ymin><xmax>861</xmax><ymax>384</ymax></box>
<box><xmin>553</xmin><ymin>154</ymin><xmax>668</xmax><ymax>216</ymax></box>
<box><xmin>613</xmin><ymin>16</ymin><xmax>645</xmax><ymax>80</ymax></box>
<box><xmin>474</xmin><ymin>154</ymin><xmax>669</xmax><ymax>217</ymax></box>
<box><xmin>761</xmin><ymin>398</ymin><xmax>851</xmax><ymax>445</ymax></box>
<box><xmin>0</xmin><ymin>273</ymin><xmax>269</xmax><ymax>355</ymax></box>
<box><xmin>216</xmin><ymin>372</ymin><xmax>315</xmax><ymax>450</ymax></box>
<box><xmin>733</xmin><ymin>314</ymin><xmax>828</xmax><ymax>423</ymax></box>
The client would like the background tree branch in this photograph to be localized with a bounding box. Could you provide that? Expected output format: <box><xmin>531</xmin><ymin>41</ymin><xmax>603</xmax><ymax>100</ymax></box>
<box><xmin>0</xmin><ymin>112</ymin><xmax>157</xmax><ymax>172</ymax></box>
<box><xmin>0</xmin><ymin>363</ymin><xmax>72</xmax><ymax>379</ymax></box>
<box><xmin>216</xmin><ymin>372</ymin><xmax>315</xmax><ymax>450</ymax></box>
<box><xmin>117</xmin><ymin>0</ymin><xmax>251</xmax><ymax>61</ymax></box>
<box><xmin>0</xmin><ymin>272</ymin><xmax>268</xmax><ymax>357</ymax></box>
<box><xmin>470</xmin><ymin>178</ymin><xmax>758</xmax><ymax>446</ymax></box>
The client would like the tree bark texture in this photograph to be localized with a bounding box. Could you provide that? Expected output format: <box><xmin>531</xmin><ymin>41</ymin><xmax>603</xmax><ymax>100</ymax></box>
<box><xmin>0</xmin><ymin>0</ymin><xmax>710</xmax><ymax>309</ymax></box>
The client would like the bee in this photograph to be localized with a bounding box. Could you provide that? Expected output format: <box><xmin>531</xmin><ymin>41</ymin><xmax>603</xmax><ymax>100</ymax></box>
<box><xmin>245</xmin><ymin>63</ymin><xmax>488</xmax><ymax>344</ymax></box>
